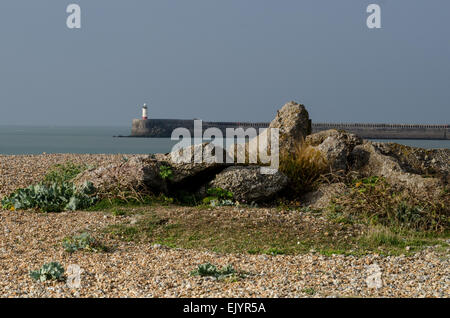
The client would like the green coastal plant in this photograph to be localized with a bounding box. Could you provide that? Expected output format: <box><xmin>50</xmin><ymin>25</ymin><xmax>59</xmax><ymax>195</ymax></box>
<box><xmin>1</xmin><ymin>181</ymin><xmax>97</xmax><ymax>212</ymax></box>
<box><xmin>330</xmin><ymin>176</ymin><xmax>449</xmax><ymax>232</ymax></box>
<box><xmin>206</xmin><ymin>187</ymin><xmax>233</xmax><ymax>200</ymax></box>
<box><xmin>202</xmin><ymin>187</ymin><xmax>235</xmax><ymax>206</ymax></box>
<box><xmin>111</xmin><ymin>207</ymin><xmax>127</xmax><ymax>216</ymax></box>
<box><xmin>30</xmin><ymin>262</ymin><xmax>65</xmax><ymax>282</ymax></box>
<box><xmin>302</xmin><ymin>288</ymin><xmax>316</xmax><ymax>296</ymax></box>
<box><xmin>159</xmin><ymin>165</ymin><xmax>173</xmax><ymax>180</ymax></box>
<box><xmin>190</xmin><ymin>263</ymin><xmax>236</xmax><ymax>279</ymax></box>
<box><xmin>43</xmin><ymin>162</ymin><xmax>88</xmax><ymax>184</ymax></box>
<box><xmin>62</xmin><ymin>232</ymin><xmax>106</xmax><ymax>253</ymax></box>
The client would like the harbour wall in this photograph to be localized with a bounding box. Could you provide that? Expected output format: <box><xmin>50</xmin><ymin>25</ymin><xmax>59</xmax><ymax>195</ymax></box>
<box><xmin>130</xmin><ymin>119</ymin><xmax>449</xmax><ymax>140</ymax></box>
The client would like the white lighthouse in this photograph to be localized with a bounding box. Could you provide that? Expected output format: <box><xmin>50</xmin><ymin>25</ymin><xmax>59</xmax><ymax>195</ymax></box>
<box><xmin>142</xmin><ymin>103</ymin><xmax>148</xmax><ymax>120</ymax></box>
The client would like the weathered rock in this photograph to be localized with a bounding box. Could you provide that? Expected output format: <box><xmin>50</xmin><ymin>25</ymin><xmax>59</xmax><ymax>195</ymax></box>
<box><xmin>208</xmin><ymin>166</ymin><xmax>288</xmax><ymax>202</ymax></box>
<box><xmin>306</xmin><ymin>129</ymin><xmax>363</xmax><ymax>172</ymax></box>
<box><xmin>349</xmin><ymin>141</ymin><xmax>443</xmax><ymax>197</ymax></box>
<box><xmin>156</xmin><ymin>142</ymin><xmax>232</xmax><ymax>184</ymax></box>
<box><xmin>301</xmin><ymin>182</ymin><xmax>348</xmax><ymax>209</ymax></box>
<box><xmin>228</xmin><ymin>101</ymin><xmax>311</xmax><ymax>163</ymax></box>
<box><xmin>74</xmin><ymin>155</ymin><xmax>165</xmax><ymax>194</ymax></box>
<box><xmin>370</xmin><ymin>142</ymin><xmax>449</xmax><ymax>183</ymax></box>
<box><xmin>269</xmin><ymin>101</ymin><xmax>311</xmax><ymax>153</ymax></box>
<box><xmin>306</xmin><ymin>129</ymin><xmax>362</xmax><ymax>149</ymax></box>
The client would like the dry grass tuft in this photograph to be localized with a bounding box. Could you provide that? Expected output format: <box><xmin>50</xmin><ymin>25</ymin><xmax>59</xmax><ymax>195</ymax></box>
<box><xmin>279</xmin><ymin>141</ymin><xmax>329</xmax><ymax>197</ymax></box>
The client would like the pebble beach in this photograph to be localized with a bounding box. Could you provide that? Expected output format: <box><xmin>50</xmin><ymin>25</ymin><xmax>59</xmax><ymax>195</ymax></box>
<box><xmin>0</xmin><ymin>154</ymin><xmax>449</xmax><ymax>298</ymax></box>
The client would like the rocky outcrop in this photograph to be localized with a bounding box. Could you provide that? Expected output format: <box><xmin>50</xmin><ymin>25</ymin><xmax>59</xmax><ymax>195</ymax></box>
<box><xmin>208</xmin><ymin>166</ymin><xmax>288</xmax><ymax>202</ymax></box>
<box><xmin>74</xmin><ymin>155</ymin><xmax>165</xmax><ymax>195</ymax></box>
<box><xmin>349</xmin><ymin>142</ymin><xmax>443</xmax><ymax>197</ymax></box>
<box><xmin>370</xmin><ymin>142</ymin><xmax>449</xmax><ymax>183</ymax></box>
<box><xmin>300</xmin><ymin>130</ymin><xmax>448</xmax><ymax>206</ymax></box>
<box><xmin>74</xmin><ymin>101</ymin><xmax>447</xmax><ymax>205</ymax></box>
<box><xmin>306</xmin><ymin>129</ymin><xmax>363</xmax><ymax>172</ymax></box>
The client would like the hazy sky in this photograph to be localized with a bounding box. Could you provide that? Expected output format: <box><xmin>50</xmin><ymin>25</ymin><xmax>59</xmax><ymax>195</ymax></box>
<box><xmin>0</xmin><ymin>0</ymin><xmax>449</xmax><ymax>126</ymax></box>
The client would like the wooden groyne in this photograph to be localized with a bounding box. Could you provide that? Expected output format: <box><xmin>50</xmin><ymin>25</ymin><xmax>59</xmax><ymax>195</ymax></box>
<box><xmin>129</xmin><ymin>119</ymin><xmax>449</xmax><ymax>140</ymax></box>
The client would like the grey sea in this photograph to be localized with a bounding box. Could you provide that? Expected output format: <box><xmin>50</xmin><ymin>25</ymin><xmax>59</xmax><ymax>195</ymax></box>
<box><xmin>0</xmin><ymin>126</ymin><xmax>449</xmax><ymax>155</ymax></box>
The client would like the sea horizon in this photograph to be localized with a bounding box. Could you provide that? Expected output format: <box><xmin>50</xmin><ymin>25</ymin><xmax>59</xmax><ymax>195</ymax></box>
<box><xmin>0</xmin><ymin>125</ymin><xmax>448</xmax><ymax>155</ymax></box>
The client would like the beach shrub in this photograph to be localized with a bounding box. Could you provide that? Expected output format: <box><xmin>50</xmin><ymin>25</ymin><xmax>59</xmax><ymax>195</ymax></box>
<box><xmin>30</xmin><ymin>262</ymin><xmax>65</xmax><ymax>282</ymax></box>
<box><xmin>43</xmin><ymin>162</ymin><xmax>88</xmax><ymax>184</ymax></box>
<box><xmin>62</xmin><ymin>232</ymin><xmax>106</xmax><ymax>253</ymax></box>
<box><xmin>279</xmin><ymin>142</ymin><xmax>328</xmax><ymax>196</ymax></box>
<box><xmin>329</xmin><ymin>176</ymin><xmax>449</xmax><ymax>232</ymax></box>
<box><xmin>1</xmin><ymin>181</ymin><xmax>97</xmax><ymax>212</ymax></box>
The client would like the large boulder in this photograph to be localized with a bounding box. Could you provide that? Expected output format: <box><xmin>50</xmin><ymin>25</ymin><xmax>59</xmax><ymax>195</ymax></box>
<box><xmin>155</xmin><ymin>142</ymin><xmax>231</xmax><ymax>184</ymax></box>
<box><xmin>306</xmin><ymin>129</ymin><xmax>363</xmax><ymax>172</ymax></box>
<box><xmin>269</xmin><ymin>101</ymin><xmax>311</xmax><ymax>153</ymax></box>
<box><xmin>208</xmin><ymin>166</ymin><xmax>288</xmax><ymax>202</ymax></box>
<box><xmin>349</xmin><ymin>141</ymin><xmax>443</xmax><ymax>197</ymax></box>
<box><xmin>74</xmin><ymin>155</ymin><xmax>165</xmax><ymax>195</ymax></box>
<box><xmin>227</xmin><ymin>101</ymin><xmax>311</xmax><ymax>163</ymax></box>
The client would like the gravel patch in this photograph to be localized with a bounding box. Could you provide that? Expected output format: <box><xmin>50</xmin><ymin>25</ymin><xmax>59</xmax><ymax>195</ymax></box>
<box><xmin>0</xmin><ymin>209</ymin><xmax>448</xmax><ymax>298</ymax></box>
<box><xmin>0</xmin><ymin>154</ymin><xmax>448</xmax><ymax>298</ymax></box>
<box><xmin>0</xmin><ymin>154</ymin><xmax>132</xmax><ymax>198</ymax></box>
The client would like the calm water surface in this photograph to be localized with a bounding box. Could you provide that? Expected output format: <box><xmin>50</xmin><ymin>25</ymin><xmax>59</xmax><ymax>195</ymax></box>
<box><xmin>0</xmin><ymin>126</ymin><xmax>448</xmax><ymax>155</ymax></box>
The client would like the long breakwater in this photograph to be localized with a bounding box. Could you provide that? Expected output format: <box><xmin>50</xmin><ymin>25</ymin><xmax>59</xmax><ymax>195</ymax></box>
<box><xmin>129</xmin><ymin>119</ymin><xmax>449</xmax><ymax>140</ymax></box>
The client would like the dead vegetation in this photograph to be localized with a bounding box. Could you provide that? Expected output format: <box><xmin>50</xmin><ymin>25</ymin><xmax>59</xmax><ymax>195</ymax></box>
<box><xmin>279</xmin><ymin>141</ymin><xmax>329</xmax><ymax>196</ymax></box>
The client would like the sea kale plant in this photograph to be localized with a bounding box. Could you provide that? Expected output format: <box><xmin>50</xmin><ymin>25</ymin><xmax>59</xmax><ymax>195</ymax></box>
<box><xmin>62</xmin><ymin>232</ymin><xmax>106</xmax><ymax>253</ymax></box>
<box><xmin>190</xmin><ymin>263</ymin><xmax>236</xmax><ymax>279</ymax></box>
<box><xmin>30</xmin><ymin>262</ymin><xmax>65</xmax><ymax>282</ymax></box>
<box><xmin>1</xmin><ymin>181</ymin><xmax>97</xmax><ymax>212</ymax></box>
